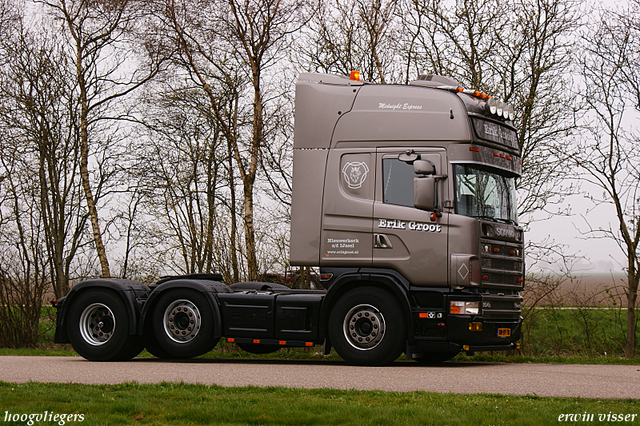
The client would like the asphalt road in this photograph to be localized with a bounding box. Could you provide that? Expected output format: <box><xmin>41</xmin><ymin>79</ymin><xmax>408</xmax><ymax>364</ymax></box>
<box><xmin>1</xmin><ymin>356</ymin><xmax>639</xmax><ymax>399</ymax></box>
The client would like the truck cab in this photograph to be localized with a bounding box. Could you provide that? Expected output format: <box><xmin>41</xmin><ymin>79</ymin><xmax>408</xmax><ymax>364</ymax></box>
<box><xmin>290</xmin><ymin>73</ymin><xmax>523</xmax><ymax>363</ymax></box>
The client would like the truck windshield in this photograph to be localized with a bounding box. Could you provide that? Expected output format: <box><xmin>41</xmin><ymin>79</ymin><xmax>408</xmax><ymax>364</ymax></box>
<box><xmin>453</xmin><ymin>164</ymin><xmax>518</xmax><ymax>224</ymax></box>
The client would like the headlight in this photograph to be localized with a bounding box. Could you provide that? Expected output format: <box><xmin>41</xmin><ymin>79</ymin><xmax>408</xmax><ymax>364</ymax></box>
<box><xmin>450</xmin><ymin>301</ymin><xmax>480</xmax><ymax>315</ymax></box>
<box><xmin>486</xmin><ymin>98</ymin><xmax>497</xmax><ymax>115</ymax></box>
<box><xmin>506</xmin><ymin>104</ymin><xmax>515</xmax><ymax>121</ymax></box>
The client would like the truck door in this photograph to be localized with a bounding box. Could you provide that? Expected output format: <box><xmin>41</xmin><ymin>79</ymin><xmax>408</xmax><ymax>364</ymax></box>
<box><xmin>373</xmin><ymin>148</ymin><xmax>449</xmax><ymax>286</ymax></box>
<box><xmin>319</xmin><ymin>148</ymin><xmax>374</xmax><ymax>266</ymax></box>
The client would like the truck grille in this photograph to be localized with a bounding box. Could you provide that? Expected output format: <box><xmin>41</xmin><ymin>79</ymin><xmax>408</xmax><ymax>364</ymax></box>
<box><xmin>479</xmin><ymin>237</ymin><xmax>524</xmax><ymax>291</ymax></box>
<box><xmin>481</xmin><ymin>294</ymin><xmax>522</xmax><ymax>320</ymax></box>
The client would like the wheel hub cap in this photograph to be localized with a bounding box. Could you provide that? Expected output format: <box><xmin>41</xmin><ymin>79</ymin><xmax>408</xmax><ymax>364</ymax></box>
<box><xmin>79</xmin><ymin>303</ymin><xmax>115</xmax><ymax>346</ymax></box>
<box><xmin>343</xmin><ymin>304</ymin><xmax>386</xmax><ymax>350</ymax></box>
<box><xmin>163</xmin><ymin>299</ymin><xmax>202</xmax><ymax>344</ymax></box>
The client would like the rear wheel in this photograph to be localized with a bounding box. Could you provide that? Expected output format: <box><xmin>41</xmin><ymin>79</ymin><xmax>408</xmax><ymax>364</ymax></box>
<box><xmin>151</xmin><ymin>289</ymin><xmax>219</xmax><ymax>359</ymax></box>
<box><xmin>67</xmin><ymin>289</ymin><xmax>143</xmax><ymax>361</ymax></box>
<box><xmin>328</xmin><ymin>286</ymin><xmax>406</xmax><ymax>366</ymax></box>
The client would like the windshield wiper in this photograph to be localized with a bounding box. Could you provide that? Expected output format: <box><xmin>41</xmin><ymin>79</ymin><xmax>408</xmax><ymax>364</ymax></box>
<box><xmin>473</xmin><ymin>215</ymin><xmax>516</xmax><ymax>225</ymax></box>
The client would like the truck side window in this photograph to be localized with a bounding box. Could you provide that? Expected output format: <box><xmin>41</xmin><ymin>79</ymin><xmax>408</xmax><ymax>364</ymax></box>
<box><xmin>382</xmin><ymin>158</ymin><xmax>415</xmax><ymax>207</ymax></box>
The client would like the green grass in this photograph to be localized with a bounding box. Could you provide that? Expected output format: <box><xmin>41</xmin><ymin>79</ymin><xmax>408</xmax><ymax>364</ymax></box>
<box><xmin>520</xmin><ymin>307</ymin><xmax>635</xmax><ymax>358</ymax></box>
<box><xmin>0</xmin><ymin>381</ymin><xmax>639</xmax><ymax>425</ymax></box>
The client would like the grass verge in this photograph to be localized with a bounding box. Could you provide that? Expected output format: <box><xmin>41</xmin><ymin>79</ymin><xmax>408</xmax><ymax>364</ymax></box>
<box><xmin>1</xmin><ymin>381</ymin><xmax>639</xmax><ymax>426</ymax></box>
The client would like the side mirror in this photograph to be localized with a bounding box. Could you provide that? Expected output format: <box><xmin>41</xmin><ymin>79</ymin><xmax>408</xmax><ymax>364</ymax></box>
<box><xmin>414</xmin><ymin>176</ymin><xmax>437</xmax><ymax>211</ymax></box>
<box><xmin>413</xmin><ymin>160</ymin><xmax>437</xmax><ymax>211</ymax></box>
<box><xmin>413</xmin><ymin>160</ymin><xmax>434</xmax><ymax>175</ymax></box>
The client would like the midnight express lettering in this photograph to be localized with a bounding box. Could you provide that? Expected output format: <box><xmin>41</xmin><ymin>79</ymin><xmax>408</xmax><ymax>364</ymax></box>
<box><xmin>378</xmin><ymin>103</ymin><xmax>423</xmax><ymax>111</ymax></box>
<box><xmin>378</xmin><ymin>219</ymin><xmax>442</xmax><ymax>233</ymax></box>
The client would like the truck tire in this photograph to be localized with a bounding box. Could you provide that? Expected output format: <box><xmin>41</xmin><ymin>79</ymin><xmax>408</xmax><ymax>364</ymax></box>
<box><xmin>150</xmin><ymin>289</ymin><xmax>219</xmax><ymax>359</ymax></box>
<box><xmin>67</xmin><ymin>289</ymin><xmax>143</xmax><ymax>361</ymax></box>
<box><xmin>143</xmin><ymin>324</ymin><xmax>175</xmax><ymax>359</ymax></box>
<box><xmin>328</xmin><ymin>286</ymin><xmax>406</xmax><ymax>366</ymax></box>
<box><xmin>236</xmin><ymin>342</ymin><xmax>281</xmax><ymax>354</ymax></box>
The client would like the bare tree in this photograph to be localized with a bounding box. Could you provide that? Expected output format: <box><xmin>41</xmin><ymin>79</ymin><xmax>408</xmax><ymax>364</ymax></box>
<box><xmin>568</xmin><ymin>2</ymin><xmax>640</xmax><ymax>357</ymax></box>
<box><xmin>402</xmin><ymin>0</ymin><xmax>580</xmax><ymax>225</ymax></box>
<box><xmin>0</xmin><ymin>8</ymin><xmax>50</xmax><ymax>342</ymax></box>
<box><xmin>0</xmin><ymin>157</ymin><xmax>49</xmax><ymax>347</ymax></box>
<box><xmin>135</xmin><ymin>80</ymin><xmax>236</xmax><ymax>278</ymax></box>
<box><xmin>0</xmin><ymin>21</ymin><xmax>93</xmax><ymax>298</ymax></box>
<box><xmin>40</xmin><ymin>0</ymin><xmax>166</xmax><ymax>278</ymax></box>
<box><xmin>297</xmin><ymin>0</ymin><xmax>401</xmax><ymax>83</ymax></box>
<box><xmin>160</xmin><ymin>0</ymin><xmax>310</xmax><ymax>280</ymax></box>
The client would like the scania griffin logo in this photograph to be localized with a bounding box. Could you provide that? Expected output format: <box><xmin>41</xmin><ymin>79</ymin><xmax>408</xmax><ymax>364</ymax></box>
<box><xmin>342</xmin><ymin>162</ymin><xmax>369</xmax><ymax>189</ymax></box>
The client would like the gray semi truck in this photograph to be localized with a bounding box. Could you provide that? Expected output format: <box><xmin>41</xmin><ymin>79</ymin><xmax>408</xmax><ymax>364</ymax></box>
<box><xmin>53</xmin><ymin>72</ymin><xmax>524</xmax><ymax>366</ymax></box>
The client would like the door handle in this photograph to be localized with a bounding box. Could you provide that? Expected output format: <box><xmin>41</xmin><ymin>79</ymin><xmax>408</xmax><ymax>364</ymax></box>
<box><xmin>374</xmin><ymin>233</ymin><xmax>393</xmax><ymax>249</ymax></box>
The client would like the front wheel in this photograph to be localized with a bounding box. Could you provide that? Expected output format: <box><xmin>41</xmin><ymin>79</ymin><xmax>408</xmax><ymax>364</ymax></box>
<box><xmin>328</xmin><ymin>287</ymin><xmax>406</xmax><ymax>366</ymax></box>
<box><xmin>150</xmin><ymin>289</ymin><xmax>219</xmax><ymax>359</ymax></box>
<box><xmin>67</xmin><ymin>289</ymin><xmax>143</xmax><ymax>361</ymax></box>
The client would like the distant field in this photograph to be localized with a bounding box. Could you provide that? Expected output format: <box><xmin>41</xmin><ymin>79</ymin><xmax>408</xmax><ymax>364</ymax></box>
<box><xmin>523</xmin><ymin>273</ymin><xmax>629</xmax><ymax>306</ymax></box>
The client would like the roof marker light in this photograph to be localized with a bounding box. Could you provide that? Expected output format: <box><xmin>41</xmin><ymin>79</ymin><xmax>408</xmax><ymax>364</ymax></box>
<box><xmin>463</xmin><ymin>89</ymin><xmax>487</xmax><ymax>99</ymax></box>
<box><xmin>349</xmin><ymin>71</ymin><xmax>361</xmax><ymax>81</ymax></box>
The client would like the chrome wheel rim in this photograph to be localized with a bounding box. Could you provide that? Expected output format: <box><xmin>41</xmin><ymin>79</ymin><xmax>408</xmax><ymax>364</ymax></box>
<box><xmin>163</xmin><ymin>299</ymin><xmax>202</xmax><ymax>344</ymax></box>
<box><xmin>343</xmin><ymin>304</ymin><xmax>386</xmax><ymax>350</ymax></box>
<box><xmin>79</xmin><ymin>303</ymin><xmax>115</xmax><ymax>346</ymax></box>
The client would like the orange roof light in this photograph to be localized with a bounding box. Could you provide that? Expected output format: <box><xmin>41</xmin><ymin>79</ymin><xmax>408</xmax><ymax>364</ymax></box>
<box><xmin>350</xmin><ymin>71</ymin><xmax>361</xmax><ymax>81</ymax></box>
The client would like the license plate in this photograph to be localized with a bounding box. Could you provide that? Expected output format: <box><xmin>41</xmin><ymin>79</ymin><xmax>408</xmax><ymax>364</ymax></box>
<box><xmin>497</xmin><ymin>328</ymin><xmax>511</xmax><ymax>338</ymax></box>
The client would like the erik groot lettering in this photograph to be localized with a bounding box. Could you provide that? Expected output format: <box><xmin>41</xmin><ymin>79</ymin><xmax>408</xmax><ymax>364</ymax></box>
<box><xmin>378</xmin><ymin>218</ymin><xmax>441</xmax><ymax>233</ymax></box>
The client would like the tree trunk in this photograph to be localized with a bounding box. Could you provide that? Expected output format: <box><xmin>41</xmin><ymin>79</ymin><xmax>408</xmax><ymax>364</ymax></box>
<box><xmin>625</xmin><ymin>266</ymin><xmax>638</xmax><ymax>358</ymax></box>
<box><xmin>228</xmin><ymin>137</ymin><xmax>240</xmax><ymax>283</ymax></box>
<box><xmin>239</xmin><ymin>64</ymin><xmax>262</xmax><ymax>282</ymax></box>
<box><xmin>76</xmin><ymin>46</ymin><xmax>110</xmax><ymax>278</ymax></box>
